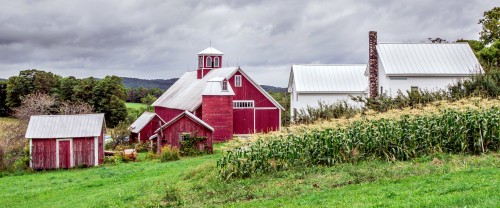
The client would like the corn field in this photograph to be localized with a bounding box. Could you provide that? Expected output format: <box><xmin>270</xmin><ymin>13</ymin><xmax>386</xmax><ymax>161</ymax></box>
<box><xmin>218</xmin><ymin>107</ymin><xmax>500</xmax><ymax>179</ymax></box>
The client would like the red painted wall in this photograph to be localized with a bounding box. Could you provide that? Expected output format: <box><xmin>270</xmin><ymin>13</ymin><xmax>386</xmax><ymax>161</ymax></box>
<box><xmin>99</xmin><ymin>131</ymin><xmax>104</xmax><ymax>164</ymax></box>
<box><xmin>73</xmin><ymin>137</ymin><xmax>94</xmax><ymax>167</ymax></box>
<box><xmin>255</xmin><ymin>109</ymin><xmax>280</xmax><ymax>133</ymax></box>
<box><xmin>139</xmin><ymin>116</ymin><xmax>163</xmax><ymax>142</ymax></box>
<box><xmin>157</xmin><ymin>116</ymin><xmax>213</xmax><ymax>153</ymax></box>
<box><xmin>58</xmin><ymin>140</ymin><xmax>71</xmax><ymax>169</ymax></box>
<box><xmin>233</xmin><ymin>109</ymin><xmax>254</xmax><ymax>134</ymax></box>
<box><xmin>229</xmin><ymin>71</ymin><xmax>276</xmax><ymax>108</ymax></box>
<box><xmin>155</xmin><ymin>106</ymin><xmax>183</xmax><ymax>122</ymax></box>
<box><xmin>32</xmin><ymin>139</ymin><xmax>57</xmax><ymax>169</ymax></box>
<box><xmin>194</xmin><ymin>106</ymin><xmax>203</xmax><ymax>119</ymax></box>
<box><xmin>202</xmin><ymin>95</ymin><xmax>233</xmax><ymax>141</ymax></box>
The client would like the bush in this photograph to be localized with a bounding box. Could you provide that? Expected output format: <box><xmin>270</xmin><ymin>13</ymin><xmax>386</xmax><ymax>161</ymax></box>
<box><xmin>292</xmin><ymin>101</ymin><xmax>358</xmax><ymax>125</ymax></box>
<box><xmin>160</xmin><ymin>145</ymin><xmax>180</xmax><ymax>162</ymax></box>
<box><xmin>145</xmin><ymin>151</ymin><xmax>158</xmax><ymax>160</ymax></box>
<box><xmin>0</xmin><ymin>122</ymin><xmax>28</xmax><ymax>172</ymax></box>
<box><xmin>135</xmin><ymin>142</ymin><xmax>149</xmax><ymax>152</ymax></box>
<box><xmin>179</xmin><ymin>134</ymin><xmax>211</xmax><ymax>156</ymax></box>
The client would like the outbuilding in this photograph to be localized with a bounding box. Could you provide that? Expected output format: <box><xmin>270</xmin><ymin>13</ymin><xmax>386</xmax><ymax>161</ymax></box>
<box><xmin>129</xmin><ymin>112</ymin><xmax>165</xmax><ymax>143</ymax></box>
<box><xmin>25</xmin><ymin>114</ymin><xmax>105</xmax><ymax>169</ymax></box>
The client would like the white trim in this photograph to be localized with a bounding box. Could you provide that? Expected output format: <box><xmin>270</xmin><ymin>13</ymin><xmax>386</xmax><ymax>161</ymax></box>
<box><xmin>254</xmin><ymin>107</ymin><xmax>277</xmax><ymax>110</ymax></box>
<box><xmin>253</xmin><ymin>108</ymin><xmax>256</xmax><ymax>133</ymax></box>
<box><xmin>233</xmin><ymin>100</ymin><xmax>255</xmax><ymax>108</ymax></box>
<box><xmin>206</xmin><ymin>56</ymin><xmax>212</xmax><ymax>67</ymax></box>
<box><xmin>56</xmin><ymin>138</ymin><xmax>73</xmax><ymax>168</ymax></box>
<box><xmin>214</xmin><ymin>57</ymin><xmax>220</xmax><ymax>67</ymax></box>
<box><xmin>235</xmin><ymin>75</ymin><xmax>242</xmax><ymax>87</ymax></box>
<box><xmin>94</xmin><ymin>136</ymin><xmax>98</xmax><ymax>166</ymax></box>
<box><xmin>29</xmin><ymin>138</ymin><xmax>32</xmax><ymax>168</ymax></box>
<box><xmin>231</xmin><ymin>69</ymin><xmax>284</xmax><ymax>110</ymax></box>
<box><xmin>279</xmin><ymin>108</ymin><xmax>282</xmax><ymax>131</ymax></box>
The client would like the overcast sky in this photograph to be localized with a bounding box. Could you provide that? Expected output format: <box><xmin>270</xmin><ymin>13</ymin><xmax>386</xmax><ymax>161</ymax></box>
<box><xmin>0</xmin><ymin>0</ymin><xmax>497</xmax><ymax>87</ymax></box>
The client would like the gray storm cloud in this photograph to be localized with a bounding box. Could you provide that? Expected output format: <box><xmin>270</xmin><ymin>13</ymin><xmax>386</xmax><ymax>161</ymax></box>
<box><xmin>0</xmin><ymin>0</ymin><xmax>496</xmax><ymax>86</ymax></box>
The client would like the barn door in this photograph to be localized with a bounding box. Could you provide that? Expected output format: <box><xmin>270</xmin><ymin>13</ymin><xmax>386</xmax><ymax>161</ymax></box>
<box><xmin>233</xmin><ymin>109</ymin><xmax>254</xmax><ymax>134</ymax></box>
<box><xmin>58</xmin><ymin>140</ymin><xmax>71</xmax><ymax>169</ymax></box>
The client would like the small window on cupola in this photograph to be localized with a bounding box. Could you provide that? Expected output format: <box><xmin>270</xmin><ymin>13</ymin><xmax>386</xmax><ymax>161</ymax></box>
<box><xmin>198</xmin><ymin>56</ymin><xmax>203</xmax><ymax>67</ymax></box>
<box><xmin>214</xmin><ymin>57</ymin><xmax>219</xmax><ymax>67</ymax></box>
<box><xmin>206</xmin><ymin>57</ymin><xmax>212</xmax><ymax>67</ymax></box>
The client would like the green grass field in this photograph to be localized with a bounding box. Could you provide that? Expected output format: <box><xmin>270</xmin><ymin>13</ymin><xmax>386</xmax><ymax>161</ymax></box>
<box><xmin>125</xmin><ymin>102</ymin><xmax>148</xmax><ymax>110</ymax></box>
<box><xmin>0</xmin><ymin>142</ymin><xmax>498</xmax><ymax>207</ymax></box>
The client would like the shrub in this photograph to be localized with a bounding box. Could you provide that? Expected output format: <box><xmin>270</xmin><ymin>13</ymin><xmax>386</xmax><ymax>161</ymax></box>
<box><xmin>160</xmin><ymin>145</ymin><xmax>180</xmax><ymax>162</ymax></box>
<box><xmin>179</xmin><ymin>134</ymin><xmax>211</xmax><ymax>156</ymax></box>
<box><xmin>145</xmin><ymin>151</ymin><xmax>158</xmax><ymax>160</ymax></box>
<box><xmin>0</xmin><ymin>122</ymin><xmax>28</xmax><ymax>172</ymax></box>
<box><xmin>292</xmin><ymin>101</ymin><xmax>358</xmax><ymax>125</ymax></box>
<box><xmin>135</xmin><ymin>142</ymin><xmax>149</xmax><ymax>152</ymax></box>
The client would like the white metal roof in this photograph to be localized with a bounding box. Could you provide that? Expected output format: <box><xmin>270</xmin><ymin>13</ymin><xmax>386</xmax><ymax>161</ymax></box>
<box><xmin>156</xmin><ymin>110</ymin><xmax>214</xmax><ymax>132</ymax></box>
<box><xmin>152</xmin><ymin>67</ymin><xmax>284</xmax><ymax>111</ymax></box>
<box><xmin>198</xmin><ymin>47</ymin><xmax>224</xmax><ymax>55</ymax></box>
<box><xmin>377</xmin><ymin>43</ymin><xmax>483</xmax><ymax>76</ymax></box>
<box><xmin>25</xmin><ymin>114</ymin><xmax>105</xmax><ymax>139</ymax></box>
<box><xmin>128</xmin><ymin>112</ymin><xmax>164</xmax><ymax>133</ymax></box>
<box><xmin>289</xmin><ymin>64</ymin><xmax>368</xmax><ymax>93</ymax></box>
<box><xmin>202</xmin><ymin>78</ymin><xmax>235</xmax><ymax>96</ymax></box>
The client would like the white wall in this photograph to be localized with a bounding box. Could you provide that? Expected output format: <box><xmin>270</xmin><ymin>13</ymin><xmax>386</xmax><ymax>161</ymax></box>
<box><xmin>378</xmin><ymin>63</ymin><xmax>468</xmax><ymax>97</ymax></box>
<box><xmin>290</xmin><ymin>92</ymin><xmax>366</xmax><ymax>118</ymax></box>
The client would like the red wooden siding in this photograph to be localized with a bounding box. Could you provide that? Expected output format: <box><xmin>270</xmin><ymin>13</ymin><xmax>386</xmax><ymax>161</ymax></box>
<box><xmin>58</xmin><ymin>140</ymin><xmax>71</xmax><ymax>168</ymax></box>
<box><xmin>138</xmin><ymin>116</ymin><xmax>163</xmax><ymax>142</ymax></box>
<box><xmin>155</xmin><ymin>106</ymin><xmax>183</xmax><ymax>123</ymax></box>
<box><xmin>31</xmin><ymin>139</ymin><xmax>57</xmax><ymax>169</ymax></box>
<box><xmin>194</xmin><ymin>106</ymin><xmax>203</xmax><ymax>119</ymax></box>
<box><xmin>229</xmin><ymin>71</ymin><xmax>276</xmax><ymax>108</ymax></box>
<box><xmin>157</xmin><ymin>116</ymin><xmax>213</xmax><ymax>153</ymax></box>
<box><xmin>202</xmin><ymin>95</ymin><xmax>233</xmax><ymax>141</ymax></box>
<box><xmin>233</xmin><ymin>109</ymin><xmax>254</xmax><ymax>134</ymax></box>
<box><xmin>73</xmin><ymin>137</ymin><xmax>94</xmax><ymax>167</ymax></box>
<box><xmin>255</xmin><ymin>109</ymin><xmax>280</xmax><ymax>133</ymax></box>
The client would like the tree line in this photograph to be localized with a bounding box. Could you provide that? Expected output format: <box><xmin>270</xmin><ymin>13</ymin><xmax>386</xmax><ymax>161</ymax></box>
<box><xmin>0</xmin><ymin>69</ymin><xmax>127</xmax><ymax>127</ymax></box>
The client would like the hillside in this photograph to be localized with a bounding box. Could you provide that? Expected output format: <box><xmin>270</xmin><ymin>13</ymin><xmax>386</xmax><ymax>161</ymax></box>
<box><xmin>121</xmin><ymin>77</ymin><xmax>287</xmax><ymax>92</ymax></box>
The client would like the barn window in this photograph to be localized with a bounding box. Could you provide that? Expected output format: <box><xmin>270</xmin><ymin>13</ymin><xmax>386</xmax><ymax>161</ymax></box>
<box><xmin>179</xmin><ymin>133</ymin><xmax>190</xmax><ymax>142</ymax></box>
<box><xmin>235</xmin><ymin>75</ymin><xmax>242</xmax><ymax>87</ymax></box>
<box><xmin>198</xmin><ymin>56</ymin><xmax>203</xmax><ymax>67</ymax></box>
<box><xmin>233</xmin><ymin>100</ymin><xmax>254</xmax><ymax>108</ymax></box>
<box><xmin>214</xmin><ymin>57</ymin><xmax>219</xmax><ymax>67</ymax></box>
<box><xmin>222</xmin><ymin>81</ymin><xmax>228</xmax><ymax>91</ymax></box>
<box><xmin>206</xmin><ymin>57</ymin><xmax>212</xmax><ymax>67</ymax></box>
<box><xmin>411</xmin><ymin>86</ymin><xmax>419</xmax><ymax>92</ymax></box>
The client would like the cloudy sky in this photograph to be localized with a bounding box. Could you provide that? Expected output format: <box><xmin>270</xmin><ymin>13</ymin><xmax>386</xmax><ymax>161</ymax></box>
<box><xmin>0</xmin><ymin>0</ymin><xmax>497</xmax><ymax>86</ymax></box>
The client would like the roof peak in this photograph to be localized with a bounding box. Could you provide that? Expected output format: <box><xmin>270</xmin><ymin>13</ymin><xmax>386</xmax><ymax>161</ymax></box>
<box><xmin>198</xmin><ymin>47</ymin><xmax>224</xmax><ymax>55</ymax></box>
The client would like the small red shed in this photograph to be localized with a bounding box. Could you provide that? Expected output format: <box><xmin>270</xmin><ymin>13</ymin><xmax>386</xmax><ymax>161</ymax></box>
<box><xmin>25</xmin><ymin>114</ymin><xmax>105</xmax><ymax>169</ymax></box>
<box><xmin>153</xmin><ymin>110</ymin><xmax>214</xmax><ymax>153</ymax></box>
<box><xmin>129</xmin><ymin>112</ymin><xmax>165</xmax><ymax>143</ymax></box>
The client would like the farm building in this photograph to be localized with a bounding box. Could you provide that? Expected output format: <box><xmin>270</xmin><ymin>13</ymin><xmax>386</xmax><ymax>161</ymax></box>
<box><xmin>128</xmin><ymin>112</ymin><xmax>165</xmax><ymax>143</ymax></box>
<box><xmin>142</xmin><ymin>47</ymin><xmax>283</xmax><ymax>145</ymax></box>
<box><xmin>367</xmin><ymin>31</ymin><xmax>483</xmax><ymax>97</ymax></box>
<box><xmin>25</xmin><ymin>114</ymin><xmax>105</xmax><ymax>169</ymax></box>
<box><xmin>289</xmin><ymin>31</ymin><xmax>483</xmax><ymax>115</ymax></box>
<box><xmin>288</xmin><ymin>64</ymin><xmax>367</xmax><ymax>118</ymax></box>
<box><xmin>153</xmin><ymin>110</ymin><xmax>213</xmax><ymax>153</ymax></box>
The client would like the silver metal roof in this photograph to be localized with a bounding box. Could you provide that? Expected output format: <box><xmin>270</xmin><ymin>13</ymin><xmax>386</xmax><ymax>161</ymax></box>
<box><xmin>152</xmin><ymin>67</ymin><xmax>284</xmax><ymax>111</ymax></box>
<box><xmin>129</xmin><ymin>112</ymin><xmax>164</xmax><ymax>133</ymax></box>
<box><xmin>289</xmin><ymin>64</ymin><xmax>368</xmax><ymax>93</ymax></box>
<box><xmin>198</xmin><ymin>47</ymin><xmax>224</xmax><ymax>55</ymax></box>
<box><xmin>202</xmin><ymin>78</ymin><xmax>235</xmax><ymax>96</ymax></box>
<box><xmin>377</xmin><ymin>43</ymin><xmax>483</xmax><ymax>76</ymax></box>
<box><xmin>156</xmin><ymin>110</ymin><xmax>214</xmax><ymax>132</ymax></box>
<box><xmin>25</xmin><ymin>114</ymin><xmax>105</xmax><ymax>139</ymax></box>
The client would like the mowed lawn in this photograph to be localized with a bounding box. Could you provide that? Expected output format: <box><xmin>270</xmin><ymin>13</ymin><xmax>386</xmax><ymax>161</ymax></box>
<box><xmin>125</xmin><ymin>102</ymin><xmax>148</xmax><ymax>110</ymax></box>
<box><xmin>0</xmin><ymin>144</ymin><xmax>499</xmax><ymax>207</ymax></box>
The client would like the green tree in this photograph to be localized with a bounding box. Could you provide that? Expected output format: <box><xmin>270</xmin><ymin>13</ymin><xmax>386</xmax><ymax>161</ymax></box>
<box><xmin>479</xmin><ymin>7</ymin><xmax>500</xmax><ymax>44</ymax></box>
<box><xmin>72</xmin><ymin>77</ymin><xmax>96</xmax><ymax>102</ymax></box>
<box><xmin>478</xmin><ymin>39</ymin><xmax>500</xmax><ymax>70</ymax></box>
<box><xmin>140</xmin><ymin>94</ymin><xmax>157</xmax><ymax>111</ymax></box>
<box><xmin>0</xmin><ymin>81</ymin><xmax>8</xmax><ymax>116</ymax></box>
<box><xmin>59</xmin><ymin>76</ymin><xmax>78</xmax><ymax>101</ymax></box>
<box><xmin>92</xmin><ymin>76</ymin><xmax>127</xmax><ymax>127</ymax></box>
<box><xmin>6</xmin><ymin>69</ymin><xmax>60</xmax><ymax>107</ymax></box>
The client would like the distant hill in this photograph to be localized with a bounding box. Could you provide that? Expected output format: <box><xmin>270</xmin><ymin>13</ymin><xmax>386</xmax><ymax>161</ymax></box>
<box><xmin>121</xmin><ymin>77</ymin><xmax>287</xmax><ymax>93</ymax></box>
<box><xmin>121</xmin><ymin>77</ymin><xmax>179</xmax><ymax>90</ymax></box>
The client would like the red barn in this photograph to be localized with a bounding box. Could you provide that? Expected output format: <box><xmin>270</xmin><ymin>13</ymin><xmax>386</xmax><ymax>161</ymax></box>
<box><xmin>25</xmin><ymin>114</ymin><xmax>105</xmax><ymax>170</ymax></box>
<box><xmin>148</xmin><ymin>47</ymin><xmax>283</xmax><ymax>142</ymax></box>
<box><xmin>153</xmin><ymin>110</ymin><xmax>213</xmax><ymax>153</ymax></box>
<box><xmin>129</xmin><ymin>112</ymin><xmax>165</xmax><ymax>143</ymax></box>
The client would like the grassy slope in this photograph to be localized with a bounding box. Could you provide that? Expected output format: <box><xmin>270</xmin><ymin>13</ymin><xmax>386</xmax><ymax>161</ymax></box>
<box><xmin>125</xmin><ymin>102</ymin><xmax>148</xmax><ymax>110</ymax></box>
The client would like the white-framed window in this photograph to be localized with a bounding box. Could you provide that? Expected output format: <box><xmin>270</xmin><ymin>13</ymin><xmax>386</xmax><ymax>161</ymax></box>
<box><xmin>233</xmin><ymin>100</ymin><xmax>254</xmax><ymax>108</ymax></box>
<box><xmin>179</xmin><ymin>133</ymin><xmax>190</xmax><ymax>142</ymax></box>
<box><xmin>214</xmin><ymin>57</ymin><xmax>219</xmax><ymax>67</ymax></box>
<box><xmin>198</xmin><ymin>56</ymin><xmax>203</xmax><ymax>67</ymax></box>
<box><xmin>411</xmin><ymin>86</ymin><xmax>419</xmax><ymax>92</ymax></box>
<box><xmin>206</xmin><ymin>57</ymin><xmax>212</xmax><ymax>67</ymax></box>
<box><xmin>235</xmin><ymin>75</ymin><xmax>242</xmax><ymax>87</ymax></box>
<box><xmin>222</xmin><ymin>81</ymin><xmax>228</xmax><ymax>91</ymax></box>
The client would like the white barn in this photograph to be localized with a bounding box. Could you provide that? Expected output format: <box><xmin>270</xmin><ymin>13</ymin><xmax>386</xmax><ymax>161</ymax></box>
<box><xmin>367</xmin><ymin>31</ymin><xmax>483</xmax><ymax>97</ymax></box>
<box><xmin>288</xmin><ymin>64</ymin><xmax>367</xmax><ymax>118</ymax></box>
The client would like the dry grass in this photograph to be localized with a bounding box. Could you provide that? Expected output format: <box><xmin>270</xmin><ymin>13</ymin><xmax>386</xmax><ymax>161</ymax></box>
<box><xmin>226</xmin><ymin>97</ymin><xmax>500</xmax><ymax>150</ymax></box>
<box><xmin>0</xmin><ymin>117</ymin><xmax>20</xmax><ymax>137</ymax></box>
